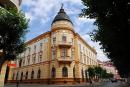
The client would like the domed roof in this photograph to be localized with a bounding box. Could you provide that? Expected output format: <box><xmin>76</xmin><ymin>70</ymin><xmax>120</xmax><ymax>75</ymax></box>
<box><xmin>52</xmin><ymin>6</ymin><xmax>72</xmax><ymax>24</ymax></box>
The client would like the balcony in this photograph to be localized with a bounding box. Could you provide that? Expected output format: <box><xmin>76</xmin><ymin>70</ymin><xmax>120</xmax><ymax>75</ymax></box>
<box><xmin>58</xmin><ymin>41</ymin><xmax>72</xmax><ymax>48</ymax></box>
<box><xmin>57</xmin><ymin>56</ymin><xmax>72</xmax><ymax>64</ymax></box>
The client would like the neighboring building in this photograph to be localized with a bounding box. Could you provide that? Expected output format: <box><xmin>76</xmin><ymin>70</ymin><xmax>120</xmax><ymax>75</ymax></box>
<box><xmin>9</xmin><ymin>6</ymin><xmax>98</xmax><ymax>84</ymax></box>
<box><xmin>0</xmin><ymin>0</ymin><xmax>22</xmax><ymax>10</ymax></box>
<box><xmin>98</xmin><ymin>60</ymin><xmax>120</xmax><ymax>79</ymax></box>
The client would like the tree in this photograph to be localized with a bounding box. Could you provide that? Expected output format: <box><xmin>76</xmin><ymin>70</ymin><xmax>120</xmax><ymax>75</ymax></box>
<box><xmin>94</xmin><ymin>66</ymin><xmax>103</xmax><ymax>78</ymax></box>
<box><xmin>0</xmin><ymin>7</ymin><xmax>28</xmax><ymax>73</ymax></box>
<box><xmin>88</xmin><ymin>67</ymin><xmax>95</xmax><ymax>78</ymax></box>
<box><xmin>80</xmin><ymin>0</ymin><xmax>130</xmax><ymax>77</ymax></box>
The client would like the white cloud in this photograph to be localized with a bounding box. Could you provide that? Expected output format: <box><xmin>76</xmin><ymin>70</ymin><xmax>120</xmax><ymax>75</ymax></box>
<box><xmin>78</xmin><ymin>17</ymin><xmax>95</xmax><ymax>23</ymax></box>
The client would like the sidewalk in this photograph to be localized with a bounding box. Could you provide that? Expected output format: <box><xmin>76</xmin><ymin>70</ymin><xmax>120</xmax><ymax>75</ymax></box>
<box><xmin>4</xmin><ymin>81</ymin><xmax>103</xmax><ymax>87</ymax></box>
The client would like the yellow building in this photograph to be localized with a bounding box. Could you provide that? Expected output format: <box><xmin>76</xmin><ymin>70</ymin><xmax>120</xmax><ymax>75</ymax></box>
<box><xmin>9</xmin><ymin>6</ymin><xmax>98</xmax><ymax>84</ymax></box>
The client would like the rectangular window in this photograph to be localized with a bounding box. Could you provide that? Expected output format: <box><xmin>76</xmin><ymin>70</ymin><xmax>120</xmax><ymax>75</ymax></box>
<box><xmin>62</xmin><ymin>36</ymin><xmax>66</xmax><ymax>42</ymax></box>
<box><xmin>39</xmin><ymin>54</ymin><xmax>42</xmax><ymax>62</ymax></box>
<box><xmin>80</xmin><ymin>52</ymin><xmax>82</xmax><ymax>63</ymax></box>
<box><xmin>40</xmin><ymin>43</ymin><xmax>43</xmax><ymax>51</ymax></box>
<box><xmin>28</xmin><ymin>47</ymin><xmax>31</xmax><ymax>55</ymax></box>
<box><xmin>33</xmin><ymin>56</ymin><xmax>36</xmax><ymax>64</ymax></box>
<box><xmin>71</xmin><ymin>48</ymin><xmax>74</xmax><ymax>59</ymax></box>
<box><xmin>61</xmin><ymin>48</ymin><xmax>67</xmax><ymax>58</ymax></box>
<box><xmin>34</xmin><ymin>45</ymin><xmax>36</xmax><ymax>53</ymax></box>
<box><xmin>53</xmin><ymin>37</ymin><xmax>56</xmax><ymax>44</ymax></box>
<box><xmin>52</xmin><ymin>50</ymin><xmax>56</xmax><ymax>60</ymax></box>
<box><xmin>22</xmin><ymin>58</ymin><xmax>25</xmax><ymax>66</ymax></box>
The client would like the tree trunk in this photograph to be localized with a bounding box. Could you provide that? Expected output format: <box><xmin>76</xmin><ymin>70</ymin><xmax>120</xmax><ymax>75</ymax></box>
<box><xmin>0</xmin><ymin>57</ymin><xmax>5</xmax><ymax>74</ymax></box>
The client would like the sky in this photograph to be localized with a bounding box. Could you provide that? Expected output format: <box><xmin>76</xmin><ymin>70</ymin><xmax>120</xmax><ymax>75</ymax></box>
<box><xmin>21</xmin><ymin>0</ymin><xmax>109</xmax><ymax>61</ymax></box>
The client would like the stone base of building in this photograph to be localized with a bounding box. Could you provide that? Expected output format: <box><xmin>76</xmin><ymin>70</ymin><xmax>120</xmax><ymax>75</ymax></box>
<box><xmin>7</xmin><ymin>78</ymin><xmax>89</xmax><ymax>84</ymax></box>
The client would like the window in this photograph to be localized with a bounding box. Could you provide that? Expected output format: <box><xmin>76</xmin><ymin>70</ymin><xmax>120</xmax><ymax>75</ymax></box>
<box><xmin>16</xmin><ymin>72</ymin><xmax>19</xmax><ymax>80</ymax></box>
<box><xmin>19</xmin><ymin>59</ymin><xmax>22</xmax><ymax>67</ymax></box>
<box><xmin>62</xmin><ymin>36</ymin><xmax>66</xmax><ymax>42</ymax></box>
<box><xmin>62</xmin><ymin>67</ymin><xmax>68</xmax><ymax>77</ymax></box>
<box><xmin>25</xmin><ymin>71</ymin><xmax>28</xmax><ymax>79</ymax></box>
<box><xmin>81</xmin><ymin>69</ymin><xmax>84</xmax><ymax>81</ymax></box>
<box><xmin>53</xmin><ymin>37</ymin><xmax>56</xmax><ymax>44</ymax></box>
<box><xmin>61</xmin><ymin>48</ymin><xmax>67</xmax><ymax>57</ymax></box>
<box><xmin>33</xmin><ymin>56</ymin><xmax>36</xmax><ymax>64</ymax></box>
<box><xmin>22</xmin><ymin>58</ymin><xmax>25</xmax><ymax>66</ymax></box>
<box><xmin>28</xmin><ymin>47</ymin><xmax>31</xmax><ymax>55</ymax></box>
<box><xmin>52</xmin><ymin>49</ymin><xmax>56</xmax><ymax>60</ymax></box>
<box><xmin>34</xmin><ymin>45</ymin><xmax>36</xmax><ymax>53</ymax></box>
<box><xmin>27</xmin><ymin>57</ymin><xmax>30</xmax><ymax>65</ymax></box>
<box><xmin>71</xmin><ymin>48</ymin><xmax>74</xmax><ymax>59</ymax></box>
<box><xmin>31</xmin><ymin>70</ymin><xmax>34</xmax><ymax>79</ymax></box>
<box><xmin>39</xmin><ymin>54</ymin><xmax>42</xmax><ymax>62</ymax></box>
<box><xmin>40</xmin><ymin>43</ymin><xmax>43</xmax><ymax>51</ymax></box>
<box><xmin>37</xmin><ymin>69</ymin><xmax>41</xmax><ymax>79</ymax></box>
<box><xmin>51</xmin><ymin>67</ymin><xmax>56</xmax><ymax>78</ymax></box>
<box><xmin>20</xmin><ymin>72</ymin><xmax>23</xmax><ymax>80</ymax></box>
<box><xmin>73</xmin><ymin>67</ymin><xmax>75</xmax><ymax>79</ymax></box>
<box><xmin>12</xmin><ymin>73</ymin><xmax>15</xmax><ymax>80</ymax></box>
<box><xmin>71</xmin><ymin>38</ymin><xmax>73</xmax><ymax>43</ymax></box>
<box><xmin>84</xmin><ymin>55</ymin><xmax>86</xmax><ymax>64</ymax></box>
<box><xmin>80</xmin><ymin>52</ymin><xmax>82</xmax><ymax>62</ymax></box>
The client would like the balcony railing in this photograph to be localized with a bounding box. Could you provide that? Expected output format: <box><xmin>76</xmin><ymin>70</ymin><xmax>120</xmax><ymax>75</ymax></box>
<box><xmin>58</xmin><ymin>41</ymin><xmax>72</xmax><ymax>48</ymax></box>
<box><xmin>57</xmin><ymin>56</ymin><xmax>72</xmax><ymax>64</ymax></box>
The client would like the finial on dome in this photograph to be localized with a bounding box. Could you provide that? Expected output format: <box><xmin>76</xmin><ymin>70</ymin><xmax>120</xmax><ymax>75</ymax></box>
<box><xmin>59</xmin><ymin>3</ymin><xmax>65</xmax><ymax>13</ymax></box>
<box><xmin>61</xmin><ymin>3</ymin><xmax>64</xmax><ymax>9</ymax></box>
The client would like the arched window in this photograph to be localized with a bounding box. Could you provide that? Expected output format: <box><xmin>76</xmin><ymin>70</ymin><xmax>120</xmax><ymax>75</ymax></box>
<box><xmin>51</xmin><ymin>67</ymin><xmax>56</xmax><ymax>78</ymax></box>
<box><xmin>62</xmin><ymin>67</ymin><xmax>68</xmax><ymax>77</ymax></box>
<box><xmin>25</xmin><ymin>71</ymin><xmax>28</xmax><ymax>79</ymax></box>
<box><xmin>73</xmin><ymin>67</ymin><xmax>75</xmax><ymax>79</ymax></box>
<box><xmin>31</xmin><ymin>70</ymin><xmax>34</xmax><ymax>79</ymax></box>
<box><xmin>16</xmin><ymin>72</ymin><xmax>19</xmax><ymax>80</ymax></box>
<box><xmin>81</xmin><ymin>69</ymin><xmax>84</xmax><ymax>81</ymax></box>
<box><xmin>12</xmin><ymin>73</ymin><xmax>15</xmax><ymax>80</ymax></box>
<box><xmin>20</xmin><ymin>72</ymin><xmax>23</xmax><ymax>80</ymax></box>
<box><xmin>37</xmin><ymin>69</ymin><xmax>41</xmax><ymax>79</ymax></box>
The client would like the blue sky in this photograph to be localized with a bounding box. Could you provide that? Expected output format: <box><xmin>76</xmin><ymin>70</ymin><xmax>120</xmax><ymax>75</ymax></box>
<box><xmin>21</xmin><ymin>0</ymin><xmax>109</xmax><ymax>61</ymax></box>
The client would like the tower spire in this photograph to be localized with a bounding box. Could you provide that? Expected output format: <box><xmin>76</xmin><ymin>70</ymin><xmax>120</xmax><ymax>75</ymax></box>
<box><xmin>59</xmin><ymin>3</ymin><xmax>65</xmax><ymax>13</ymax></box>
<box><xmin>61</xmin><ymin>3</ymin><xmax>63</xmax><ymax>9</ymax></box>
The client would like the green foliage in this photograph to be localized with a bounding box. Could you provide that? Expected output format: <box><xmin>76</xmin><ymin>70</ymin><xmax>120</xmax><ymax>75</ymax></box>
<box><xmin>94</xmin><ymin>66</ymin><xmax>102</xmax><ymax>76</ymax></box>
<box><xmin>80</xmin><ymin>0</ymin><xmax>130</xmax><ymax>77</ymax></box>
<box><xmin>87</xmin><ymin>66</ymin><xmax>114</xmax><ymax>79</ymax></box>
<box><xmin>88</xmin><ymin>67</ymin><xmax>95</xmax><ymax>78</ymax></box>
<box><xmin>0</xmin><ymin>7</ymin><xmax>29</xmax><ymax>60</ymax></box>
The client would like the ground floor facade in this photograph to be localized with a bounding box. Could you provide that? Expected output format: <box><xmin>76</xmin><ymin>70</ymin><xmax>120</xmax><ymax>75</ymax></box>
<box><xmin>8</xmin><ymin>60</ymin><xmax>94</xmax><ymax>84</ymax></box>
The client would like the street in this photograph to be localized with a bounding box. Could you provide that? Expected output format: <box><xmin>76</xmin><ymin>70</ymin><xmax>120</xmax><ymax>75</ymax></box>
<box><xmin>4</xmin><ymin>81</ymin><xmax>129</xmax><ymax>87</ymax></box>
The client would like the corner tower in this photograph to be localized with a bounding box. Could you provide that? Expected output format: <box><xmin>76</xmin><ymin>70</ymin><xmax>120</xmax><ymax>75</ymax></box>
<box><xmin>50</xmin><ymin>6</ymin><xmax>76</xmax><ymax>82</ymax></box>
